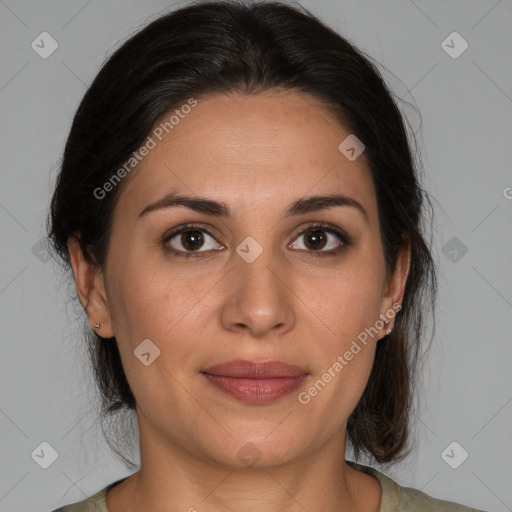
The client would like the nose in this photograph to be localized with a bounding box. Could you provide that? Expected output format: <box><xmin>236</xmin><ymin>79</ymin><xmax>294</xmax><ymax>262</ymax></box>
<box><xmin>219</xmin><ymin>243</ymin><xmax>296</xmax><ymax>338</ymax></box>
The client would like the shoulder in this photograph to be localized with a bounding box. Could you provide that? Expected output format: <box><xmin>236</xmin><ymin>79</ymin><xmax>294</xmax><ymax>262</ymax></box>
<box><xmin>346</xmin><ymin>460</ymin><xmax>489</xmax><ymax>512</ymax></box>
<box><xmin>393</xmin><ymin>483</ymin><xmax>488</xmax><ymax>512</ymax></box>
<box><xmin>51</xmin><ymin>488</ymin><xmax>107</xmax><ymax>511</ymax></box>
<box><xmin>52</xmin><ymin>467</ymin><xmax>490</xmax><ymax>512</ymax></box>
<box><xmin>51</xmin><ymin>477</ymin><xmax>126</xmax><ymax>512</ymax></box>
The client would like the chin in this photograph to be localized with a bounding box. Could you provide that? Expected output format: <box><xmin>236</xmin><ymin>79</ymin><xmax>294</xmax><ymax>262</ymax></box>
<box><xmin>196</xmin><ymin>430</ymin><xmax>307</xmax><ymax>470</ymax></box>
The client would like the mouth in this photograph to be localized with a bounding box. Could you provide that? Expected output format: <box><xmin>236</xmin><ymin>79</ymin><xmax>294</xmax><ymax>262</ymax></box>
<box><xmin>200</xmin><ymin>360</ymin><xmax>309</xmax><ymax>404</ymax></box>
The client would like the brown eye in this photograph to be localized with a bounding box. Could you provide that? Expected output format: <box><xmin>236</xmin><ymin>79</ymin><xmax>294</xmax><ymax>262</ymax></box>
<box><xmin>164</xmin><ymin>225</ymin><xmax>224</xmax><ymax>257</ymax></box>
<box><xmin>290</xmin><ymin>223</ymin><xmax>350</xmax><ymax>255</ymax></box>
<box><xmin>179</xmin><ymin>230</ymin><xmax>205</xmax><ymax>251</ymax></box>
<box><xmin>303</xmin><ymin>229</ymin><xmax>328</xmax><ymax>251</ymax></box>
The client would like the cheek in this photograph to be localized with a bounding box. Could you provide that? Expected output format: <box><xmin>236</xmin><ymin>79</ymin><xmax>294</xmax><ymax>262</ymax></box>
<box><xmin>297</xmin><ymin>252</ymin><xmax>384</xmax><ymax>413</ymax></box>
<box><xmin>106</xmin><ymin>250</ymin><xmax>217</xmax><ymax>383</ymax></box>
<box><xmin>108</xmin><ymin>247</ymin><xmax>205</xmax><ymax>339</ymax></box>
<box><xmin>298</xmin><ymin>300</ymin><xmax>379</xmax><ymax>431</ymax></box>
<box><xmin>317</xmin><ymin>253</ymin><xmax>385</xmax><ymax>343</ymax></box>
<box><xmin>106</xmin><ymin>260</ymin><xmax>209</xmax><ymax>418</ymax></box>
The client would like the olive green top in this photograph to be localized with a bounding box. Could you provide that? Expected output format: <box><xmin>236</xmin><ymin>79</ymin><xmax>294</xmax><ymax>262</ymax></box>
<box><xmin>52</xmin><ymin>461</ymin><xmax>488</xmax><ymax>511</ymax></box>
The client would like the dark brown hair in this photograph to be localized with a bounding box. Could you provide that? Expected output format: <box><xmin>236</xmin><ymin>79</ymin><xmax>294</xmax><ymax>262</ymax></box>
<box><xmin>47</xmin><ymin>0</ymin><xmax>437</xmax><ymax>469</ymax></box>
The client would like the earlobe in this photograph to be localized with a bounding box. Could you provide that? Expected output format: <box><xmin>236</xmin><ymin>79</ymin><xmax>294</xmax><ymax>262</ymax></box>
<box><xmin>67</xmin><ymin>235</ymin><xmax>115</xmax><ymax>338</ymax></box>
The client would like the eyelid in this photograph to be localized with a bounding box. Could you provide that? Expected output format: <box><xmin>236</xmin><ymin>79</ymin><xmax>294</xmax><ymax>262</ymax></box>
<box><xmin>162</xmin><ymin>221</ymin><xmax>352</xmax><ymax>257</ymax></box>
<box><xmin>291</xmin><ymin>221</ymin><xmax>352</xmax><ymax>253</ymax></box>
<box><xmin>162</xmin><ymin>223</ymin><xmax>224</xmax><ymax>254</ymax></box>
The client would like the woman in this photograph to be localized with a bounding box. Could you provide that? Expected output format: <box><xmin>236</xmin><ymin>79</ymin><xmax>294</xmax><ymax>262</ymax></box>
<box><xmin>48</xmin><ymin>1</ymin><xmax>487</xmax><ymax>511</ymax></box>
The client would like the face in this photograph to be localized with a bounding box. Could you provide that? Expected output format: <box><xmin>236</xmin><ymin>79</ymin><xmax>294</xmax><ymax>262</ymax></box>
<box><xmin>71</xmin><ymin>90</ymin><xmax>409</xmax><ymax>470</ymax></box>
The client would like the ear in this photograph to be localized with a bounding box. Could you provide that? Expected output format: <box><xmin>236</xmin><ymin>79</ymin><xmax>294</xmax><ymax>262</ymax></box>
<box><xmin>67</xmin><ymin>235</ymin><xmax>115</xmax><ymax>338</ymax></box>
<box><xmin>379</xmin><ymin>239</ymin><xmax>411</xmax><ymax>332</ymax></box>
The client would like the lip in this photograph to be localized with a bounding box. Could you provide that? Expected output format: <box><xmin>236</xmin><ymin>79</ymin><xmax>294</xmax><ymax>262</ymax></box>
<box><xmin>202</xmin><ymin>360</ymin><xmax>308</xmax><ymax>378</ymax></box>
<box><xmin>201</xmin><ymin>360</ymin><xmax>309</xmax><ymax>404</ymax></box>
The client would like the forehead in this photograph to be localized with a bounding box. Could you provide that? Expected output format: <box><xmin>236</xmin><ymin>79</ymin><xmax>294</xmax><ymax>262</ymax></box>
<box><xmin>114</xmin><ymin>90</ymin><xmax>377</xmax><ymax>222</ymax></box>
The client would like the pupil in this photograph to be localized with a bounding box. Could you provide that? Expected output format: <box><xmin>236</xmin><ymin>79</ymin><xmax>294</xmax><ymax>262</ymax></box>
<box><xmin>179</xmin><ymin>229</ymin><xmax>328</xmax><ymax>252</ymax></box>
<box><xmin>182</xmin><ymin>230</ymin><xmax>203</xmax><ymax>250</ymax></box>
<box><xmin>306</xmin><ymin>230</ymin><xmax>326</xmax><ymax>250</ymax></box>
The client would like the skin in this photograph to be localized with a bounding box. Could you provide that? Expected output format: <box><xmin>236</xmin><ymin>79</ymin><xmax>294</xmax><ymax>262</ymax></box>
<box><xmin>68</xmin><ymin>90</ymin><xmax>410</xmax><ymax>512</ymax></box>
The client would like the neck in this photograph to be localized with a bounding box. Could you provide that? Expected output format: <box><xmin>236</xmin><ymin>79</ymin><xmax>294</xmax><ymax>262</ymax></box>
<box><xmin>106</xmin><ymin>415</ymin><xmax>381</xmax><ymax>512</ymax></box>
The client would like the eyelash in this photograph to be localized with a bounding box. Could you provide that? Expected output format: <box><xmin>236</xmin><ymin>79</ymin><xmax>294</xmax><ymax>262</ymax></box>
<box><xmin>161</xmin><ymin>221</ymin><xmax>353</xmax><ymax>259</ymax></box>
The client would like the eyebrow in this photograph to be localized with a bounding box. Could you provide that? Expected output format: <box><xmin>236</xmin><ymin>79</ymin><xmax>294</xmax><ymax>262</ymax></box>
<box><xmin>138</xmin><ymin>191</ymin><xmax>369</xmax><ymax>224</ymax></box>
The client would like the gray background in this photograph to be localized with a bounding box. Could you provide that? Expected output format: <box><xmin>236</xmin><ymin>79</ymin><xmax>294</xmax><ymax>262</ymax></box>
<box><xmin>0</xmin><ymin>0</ymin><xmax>511</xmax><ymax>511</ymax></box>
